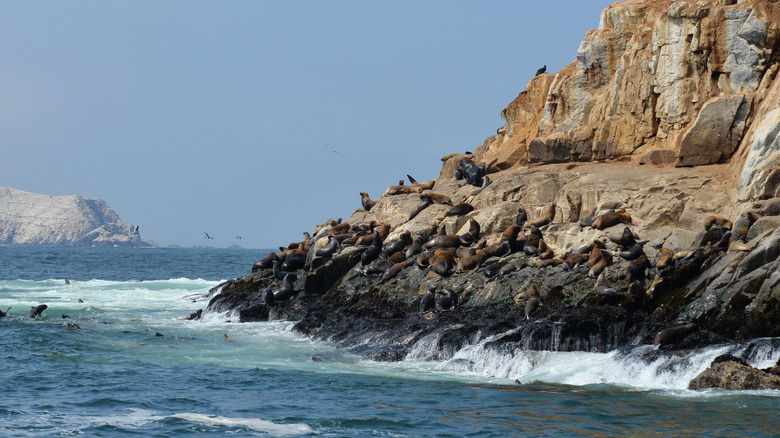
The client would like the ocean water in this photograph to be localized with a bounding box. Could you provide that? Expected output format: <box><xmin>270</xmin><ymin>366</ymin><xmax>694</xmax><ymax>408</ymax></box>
<box><xmin>1</xmin><ymin>246</ymin><xmax>779</xmax><ymax>437</ymax></box>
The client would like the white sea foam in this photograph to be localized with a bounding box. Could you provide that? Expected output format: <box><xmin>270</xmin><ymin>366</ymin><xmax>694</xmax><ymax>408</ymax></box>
<box><xmin>171</xmin><ymin>413</ymin><xmax>314</xmax><ymax>435</ymax></box>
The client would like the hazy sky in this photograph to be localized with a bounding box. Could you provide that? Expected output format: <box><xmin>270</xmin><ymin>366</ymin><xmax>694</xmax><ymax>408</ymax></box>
<box><xmin>1</xmin><ymin>1</ymin><xmax>613</xmax><ymax>248</ymax></box>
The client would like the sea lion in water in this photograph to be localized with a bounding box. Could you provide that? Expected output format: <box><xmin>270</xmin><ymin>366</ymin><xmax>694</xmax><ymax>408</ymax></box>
<box><xmin>653</xmin><ymin>323</ymin><xmax>697</xmax><ymax>347</ymax></box>
<box><xmin>27</xmin><ymin>304</ymin><xmax>47</xmax><ymax>318</ymax></box>
<box><xmin>419</xmin><ymin>285</ymin><xmax>436</xmax><ymax>313</ymax></box>
<box><xmin>360</xmin><ymin>192</ymin><xmax>377</xmax><ymax>211</ymax></box>
<box><xmin>185</xmin><ymin>309</ymin><xmax>203</xmax><ymax>320</ymax></box>
<box><xmin>223</xmin><ymin>334</ymin><xmax>237</xmax><ymax>343</ymax></box>
<box><xmin>0</xmin><ymin>307</ymin><xmax>10</xmax><ymax>317</ymax></box>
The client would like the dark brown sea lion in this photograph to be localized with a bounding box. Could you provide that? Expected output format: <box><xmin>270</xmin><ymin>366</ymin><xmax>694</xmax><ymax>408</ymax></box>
<box><xmin>446</xmin><ymin>203</ymin><xmax>474</xmax><ymax>216</ymax></box>
<box><xmin>594</xmin><ymin>273</ymin><xmax>618</xmax><ymax>297</ymax></box>
<box><xmin>525</xmin><ymin>285</ymin><xmax>541</xmax><ymax>320</ymax></box>
<box><xmin>564</xmin><ymin>252</ymin><xmax>589</xmax><ymax>270</ymax></box>
<box><xmin>483</xmin><ymin>260</ymin><xmax>509</xmax><ymax>278</ymax></box>
<box><xmin>420</xmin><ymin>192</ymin><xmax>452</xmax><ymax>205</ymax></box>
<box><xmin>420</xmin><ymin>285</ymin><xmax>436</xmax><ymax>313</ymax></box>
<box><xmin>361</xmin><ymin>233</ymin><xmax>383</xmax><ymax>266</ymax></box>
<box><xmin>381</xmin><ymin>231</ymin><xmax>412</xmax><ymax>258</ymax></box>
<box><xmin>360</xmin><ymin>192</ymin><xmax>377</xmax><ymax>211</ymax></box>
<box><xmin>381</xmin><ymin>260</ymin><xmax>412</xmax><ymax>282</ymax></box>
<box><xmin>273</xmin><ymin>274</ymin><xmax>296</xmax><ymax>301</ymax></box>
<box><xmin>27</xmin><ymin>304</ymin><xmax>47</xmax><ymax>318</ymax></box>
<box><xmin>350</xmin><ymin>220</ymin><xmax>378</xmax><ymax>233</ymax></box>
<box><xmin>262</xmin><ymin>288</ymin><xmax>276</xmax><ymax>305</ymax></box>
<box><xmin>315</xmin><ymin>237</ymin><xmax>340</xmax><ymax>258</ymax></box>
<box><xmin>458</xmin><ymin>218</ymin><xmax>481</xmax><ymax>246</ymax></box>
<box><xmin>252</xmin><ymin>252</ymin><xmax>279</xmax><ymax>272</ymax></box>
<box><xmin>516</xmin><ymin>207</ymin><xmax>529</xmax><ymax>227</ymax></box>
<box><xmin>527</xmin><ymin>204</ymin><xmax>556</xmax><ymax>228</ymax></box>
<box><xmin>653</xmin><ymin>323</ymin><xmax>697</xmax><ymax>347</ymax></box>
<box><xmin>0</xmin><ymin>306</ymin><xmax>11</xmax><ymax>317</ymax></box>
<box><xmin>619</xmin><ymin>243</ymin><xmax>645</xmax><ymax>261</ymax></box>
<box><xmin>592</xmin><ymin>211</ymin><xmax>632</xmax><ymax>229</ymax></box>
<box><xmin>538</xmin><ymin>239</ymin><xmax>554</xmax><ymax>259</ymax></box>
<box><xmin>406</xmin><ymin>235</ymin><xmax>424</xmax><ymax>258</ymax></box>
<box><xmin>435</xmin><ymin>288</ymin><xmax>458</xmax><ymax>311</ymax></box>
<box><xmin>704</xmin><ymin>215</ymin><xmax>733</xmax><ymax>231</ymax></box>
<box><xmin>185</xmin><ymin>309</ymin><xmax>203</xmax><ymax>320</ymax></box>
<box><xmin>431</xmin><ymin>249</ymin><xmax>456</xmax><ymax>277</ymax></box>
<box><xmin>626</xmin><ymin>255</ymin><xmax>651</xmax><ymax>282</ymax></box>
<box><xmin>483</xmin><ymin>241</ymin><xmax>511</xmax><ymax>258</ymax></box>
<box><xmin>457</xmin><ymin>249</ymin><xmax>487</xmax><ymax>272</ymax></box>
<box><xmin>608</xmin><ymin>227</ymin><xmax>637</xmax><ymax>248</ymax></box>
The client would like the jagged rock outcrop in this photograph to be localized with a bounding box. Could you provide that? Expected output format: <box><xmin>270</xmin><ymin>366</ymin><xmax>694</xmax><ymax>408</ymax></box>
<box><xmin>205</xmin><ymin>0</ymin><xmax>780</xmax><ymax>376</ymax></box>
<box><xmin>689</xmin><ymin>355</ymin><xmax>780</xmax><ymax>390</ymax></box>
<box><xmin>0</xmin><ymin>187</ymin><xmax>151</xmax><ymax>246</ymax></box>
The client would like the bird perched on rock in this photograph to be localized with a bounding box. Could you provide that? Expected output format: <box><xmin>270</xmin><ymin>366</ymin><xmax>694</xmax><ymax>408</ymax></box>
<box><xmin>535</xmin><ymin>65</ymin><xmax>547</xmax><ymax>76</ymax></box>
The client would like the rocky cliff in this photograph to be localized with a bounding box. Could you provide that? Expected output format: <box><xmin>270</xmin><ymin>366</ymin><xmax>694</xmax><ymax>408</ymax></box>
<box><xmin>0</xmin><ymin>187</ymin><xmax>151</xmax><ymax>247</ymax></box>
<box><xmin>203</xmin><ymin>0</ymin><xmax>780</xmax><ymax>388</ymax></box>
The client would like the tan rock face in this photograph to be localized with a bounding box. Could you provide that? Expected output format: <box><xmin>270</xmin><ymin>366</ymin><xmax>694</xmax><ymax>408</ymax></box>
<box><xmin>475</xmin><ymin>0</ymin><xmax>780</xmax><ymax>190</ymax></box>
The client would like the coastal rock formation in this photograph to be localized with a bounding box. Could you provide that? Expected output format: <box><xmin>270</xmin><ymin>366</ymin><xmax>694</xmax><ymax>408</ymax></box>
<box><xmin>689</xmin><ymin>355</ymin><xmax>780</xmax><ymax>390</ymax></box>
<box><xmin>205</xmin><ymin>0</ymin><xmax>780</xmax><ymax>381</ymax></box>
<box><xmin>0</xmin><ymin>187</ymin><xmax>150</xmax><ymax>246</ymax></box>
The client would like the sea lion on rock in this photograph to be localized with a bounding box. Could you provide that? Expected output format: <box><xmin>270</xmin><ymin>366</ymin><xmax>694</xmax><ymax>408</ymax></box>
<box><xmin>626</xmin><ymin>255</ymin><xmax>652</xmax><ymax>282</ymax></box>
<box><xmin>328</xmin><ymin>223</ymin><xmax>351</xmax><ymax>236</ymax></box>
<box><xmin>516</xmin><ymin>207</ymin><xmax>528</xmax><ymax>227</ymax></box>
<box><xmin>655</xmin><ymin>248</ymin><xmax>675</xmax><ymax>270</ymax></box>
<box><xmin>525</xmin><ymin>286</ymin><xmax>542</xmax><ymax>320</ymax></box>
<box><xmin>536</xmin><ymin>258</ymin><xmax>564</xmax><ymax>268</ymax></box>
<box><xmin>446</xmin><ymin>203</ymin><xmax>474</xmax><ymax>216</ymax></box>
<box><xmin>483</xmin><ymin>241</ymin><xmax>511</xmax><ymax>259</ymax></box>
<box><xmin>457</xmin><ymin>157</ymin><xmax>485</xmax><ymax>186</ymax></box>
<box><xmin>654</xmin><ymin>323</ymin><xmax>697</xmax><ymax>347</ymax></box>
<box><xmin>273</xmin><ymin>274</ymin><xmax>296</xmax><ymax>301</ymax></box>
<box><xmin>360</xmin><ymin>192</ymin><xmax>377</xmax><ymax>211</ymax></box>
<box><xmin>458</xmin><ymin>218</ymin><xmax>481</xmax><ymax>246</ymax></box>
<box><xmin>281</xmin><ymin>253</ymin><xmax>305</xmax><ymax>271</ymax></box>
<box><xmin>456</xmin><ymin>249</ymin><xmax>487</xmax><ymax>272</ymax></box>
<box><xmin>538</xmin><ymin>239</ymin><xmax>554</xmax><ymax>259</ymax></box>
<box><xmin>420</xmin><ymin>192</ymin><xmax>452</xmax><ymax>205</ymax></box>
<box><xmin>406</xmin><ymin>235</ymin><xmax>424</xmax><ymax>258</ymax></box>
<box><xmin>431</xmin><ymin>249</ymin><xmax>456</xmax><ymax>277</ymax></box>
<box><xmin>608</xmin><ymin>227</ymin><xmax>637</xmax><ymax>248</ymax></box>
<box><xmin>704</xmin><ymin>215</ymin><xmax>733</xmax><ymax>231</ymax></box>
<box><xmin>361</xmin><ymin>233</ymin><xmax>383</xmax><ymax>266</ymax></box>
<box><xmin>592</xmin><ymin>211</ymin><xmax>632</xmax><ymax>229</ymax></box>
<box><xmin>594</xmin><ymin>273</ymin><xmax>618</xmax><ymax>297</ymax></box>
<box><xmin>483</xmin><ymin>260</ymin><xmax>509</xmax><ymax>278</ymax></box>
<box><xmin>435</xmin><ymin>289</ymin><xmax>458</xmax><ymax>311</ymax></box>
<box><xmin>619</xmin><ymin>243</ymin><xmax>645</xmax><ymax>261</ymax></box>
<box><xmin>381</xmin><ymin>260</ymin><xmax>411</xmax><ymax>282</ymax></box>
<box><xmin>420</xmin><ymin>285</ymin><xmax>436</xmax><ymax>313</ymax></box>
<box><xmin>315</xmin><ymin>237</ymin><xmax>340</xmax><ymax>258</ymax></box>
<box><xmin>252</xmin><ymin>252</ymin><xmax>279</xmax><ymax>272</ymax></box>
<box><xmin>27</xmin><ymin>304</ymin><xmax>47</xmax><ymax>318</ymax></box>
<box><xmin>527</xmin><ymin>204</ymin><xmax>556</xmax><ymax>228</ymax></box>
<box><xmin>470</xmin><ymin>175</ymin><xmax>491</xmax><ymax>196</ymax></box>
<box><xmin>563</xmin><ymin>252</ymin><xmax>589</xmax><ymax>270</ymax></box>
<box><xmin>381</xmin><ymin>231</ymin><xmax>412</xmax><ymax>258</ymax></box>
<box><xmin>272</xmin><ymin>260</ymin><xmax>297</xmax><ymax>281</ymax></box>
<box><xmin>384</xmin><ymin>185</ymin><xmax>423</xmax><ymax>196</ymax></box>
<box><xmin>261</xmin><ymin>288</ymin><xmax>276</xmax><ymax>306</ymax></box>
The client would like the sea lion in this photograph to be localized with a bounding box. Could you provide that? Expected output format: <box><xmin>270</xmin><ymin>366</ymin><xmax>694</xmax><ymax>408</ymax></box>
<box><xmin>446</xmin><ymin>203</ymin><xmax>474</xmax><ymax>216</ymax></box>
<box><xmin>381</xmin><ymin>260</ymin><xmax>411</xmax><ymax>282</ymax></box>
<box><xmin>273</xmin><ymin>274</ymin><xmax>296</xmax><ymax>301</ymax></box>
<box><xmin>458</xmin><ymin>218</ymin><xmax>481</xmax><ymax>246</ymax></box>
<box><xmin>381</xmin><ymin>231</ymin><xmax>412</xmax><ymax>258</ymax></box>
<box><xmin>483</xmin><ymin>241</ymin><xmax>511</xmax><ymax>258</ymax></box>
<box><xmin>350</xmin><ymin>220</ymin><xmax>378</xmax><ymax>233</ymax></box>
<box><xmin>456</xmin><ymin>249</ymin><xmax>487</xmax><ymax>272</ymax></box>
<box><xmin>223</xmin><ymin>334</ymin><xmax>237</xmax><ymax>343</ymax></box>
<box><xmin>456</xmin><ymin>157</ymin><xmax>485</xmax><ymax>186</ymax></box>
<box><xmin>608</xmin><ymin>227</ymin><xmax>637</xmax><ymax>248</ymax></box>
<box><xmin>538</xmin><ymin>239</ymin><xmax>554</xmax><ymax>259</ymax></box>
<box><xmin>272</xmin><ymin>260</ymin><xmax>298</xmax><ymax>281</ymax></box>
<box><xmin>523</xmin><ymin>239</ymin><xmax>539</xmax><ymax>256</ymax></box>
<box><xmin>435</xmin><ymin>288</ymin><xmax>458</xmax><ymax>311</ymax></box>
<box><xmin>563</xmin><ymin>252</ymin><xmax>589</xmax><ymax>270</ymax></box>
<box><xmin>252</xmin><ymin>252</ymin><xmax>279</xmax><ymax>272</ymax></box>
<box><xmin>361</xmin><ymin>232</ymin><xmax>383</xmax><ymax>266</ymax></box>
<box><xmin>420</xmin><ymin>192</ymin><xmax>452</xmax><ymax>205</ymax></box>
<box><xmin>619</xmin><ymin>243</ymin><xmax>645</xmax><ymax>261</ymax></box>
<box><xmin>653</xmin><ymin>323</ymin><xmax>697</xmax><ymax>347</ymax></box>
<box><xmin>0</xmin><ymin>307</ymin><xmax>10</xmax><ymax>317</ymax></box>
<box><xmin>67</xmin><ymin>322</ymin><xmax>81</xmax><ymax>330</ymax></box>
<box><xmin>536</xmin><ymin>258</ymin><xmax>564</xmax><ymax>268</ymax></box>
<box><xmin>406</xmin><ymin>235</ymin><xmax>424</xmax><ymax>258</ymax></box>
<box><xmin>328</xmin><ymin>222</ymin><xmax>351</xmax><ymax>236</ymax></box>
<box><xmin>384</xmin><ymin>185</ymin><xmax>423</xmax><ymax>196</ymax></box>
<box><xmin>281</xmin><ymin>253</ymin><xmax>305</xmax><ymax>271</ymax></box>
<box><xmin>185</xmin><ymin>309</ymin><xmax>203</xmax><ymax>320</ymax></box>
<box><xmin>261</xmin><ymin>288</ymin><xmax>276</xmax><ymax>305</ymax></box>
<box><xmin>420</xmin><ymin>285</ymin><xmax>436</xmax><ymax>313</ymax></box>
<box><xmin>527</xmin><ymin>204</ymin><xmax>556</xmax><ymax>228</ymax></box>
<box><xmin>483</xmin><ymin>260</ymin><xmax>509</xmax><ymax>278</ymax></box>
<box><xmin>431</xmin><ymin>249</ymin><xmax>456</xmax><ymax>277</ymax></box>
<box><xmin>525</xmin><ymin>286</ymin><xmax>541</xmax><ymax>320</ymax></box>
<box><xmin>594</xmin><ymin>273</ymin><xmax>618</xmax><ymax>297</ymax></box>
<box><xmin>655</xmin><ymin>248</ymin><xmax>675</xmax><ymax>270</ymax></box>
<box><xmin>626</xmin><ymin>255</ymin><xmax>651</xmax><ymax>282</ymax></box>
<box><xmin>704</xmin><ymin>215</ymin><xmax>733</xmax><ymax>231</ymax></box>
<box><xmin>470</xmin><ymin>175</ymin><xmax>491</xmax><ymax>196</ymax></box>
<box><xmin>27</xmin><ymin>304</ymin><xmax>47</xmax><ymax>318</ymax></box>
<box><xmin>360</xmin><ymin>192</ymin><xmax>377</xmax><ymax>211</ymax></box>
<box><xmin>516</xmin><ymin>207</ymin><xmax>528</xmax><ymax>227</ymax></box>
<box><xmin>591</xmin><ymin>211</ymin><xmax>632</xmax><ymax>230</ymax></box>
<box><xmin>315</xmin><ymin>237</ymin><xmax>340</xmax><ymax>258</ymax></box>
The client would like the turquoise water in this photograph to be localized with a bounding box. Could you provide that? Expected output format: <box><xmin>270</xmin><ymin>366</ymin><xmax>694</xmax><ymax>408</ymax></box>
<box><xmin>1</xmin><ymin>246</ymin><xmax>779</xmax><ymax>437</ymax></box>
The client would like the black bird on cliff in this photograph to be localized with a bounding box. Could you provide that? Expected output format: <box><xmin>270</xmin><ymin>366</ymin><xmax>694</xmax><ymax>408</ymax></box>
<box><xmin>535</xmin><ymin>65</ymin><xmax>546</xmax><ymax>76</ymax></box>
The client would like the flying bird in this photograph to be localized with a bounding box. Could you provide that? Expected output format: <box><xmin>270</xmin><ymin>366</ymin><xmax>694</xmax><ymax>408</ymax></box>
<box><xmin>235</xmin><ymin>236</ymin><xmax>242</xmax><ymax>239</ymax></box>
<box><xmin>204</xmin><ymin>232</ymin><xmax>213</xmax><ymax>240</ymax></box>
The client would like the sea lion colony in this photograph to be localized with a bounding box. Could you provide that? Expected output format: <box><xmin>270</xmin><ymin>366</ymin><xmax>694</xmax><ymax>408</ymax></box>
<box><xmin>229</xmin><ymin>164</ymin><xmax>765</xmax><ymax>349</ymax></box>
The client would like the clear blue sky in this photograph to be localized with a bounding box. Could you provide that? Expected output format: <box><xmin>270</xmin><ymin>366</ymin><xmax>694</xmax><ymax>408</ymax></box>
<box><xmin>1</xmin><ymin>1</ymin><xmax>613</xmax><ymax>248</ymax></box>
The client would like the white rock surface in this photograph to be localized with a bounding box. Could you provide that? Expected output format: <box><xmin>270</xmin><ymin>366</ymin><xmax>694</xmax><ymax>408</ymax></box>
<box><xmin>0</xmin><ymin>187</ymin><xmax>151</xmax><ymax>246</ymax></box>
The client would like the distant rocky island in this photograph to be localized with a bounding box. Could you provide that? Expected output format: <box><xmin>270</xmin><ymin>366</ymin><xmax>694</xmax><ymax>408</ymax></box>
<box><xmin>0</xmin><ymin>187</ymin><xmax>152</xmax><ymax>247</ymax></box>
